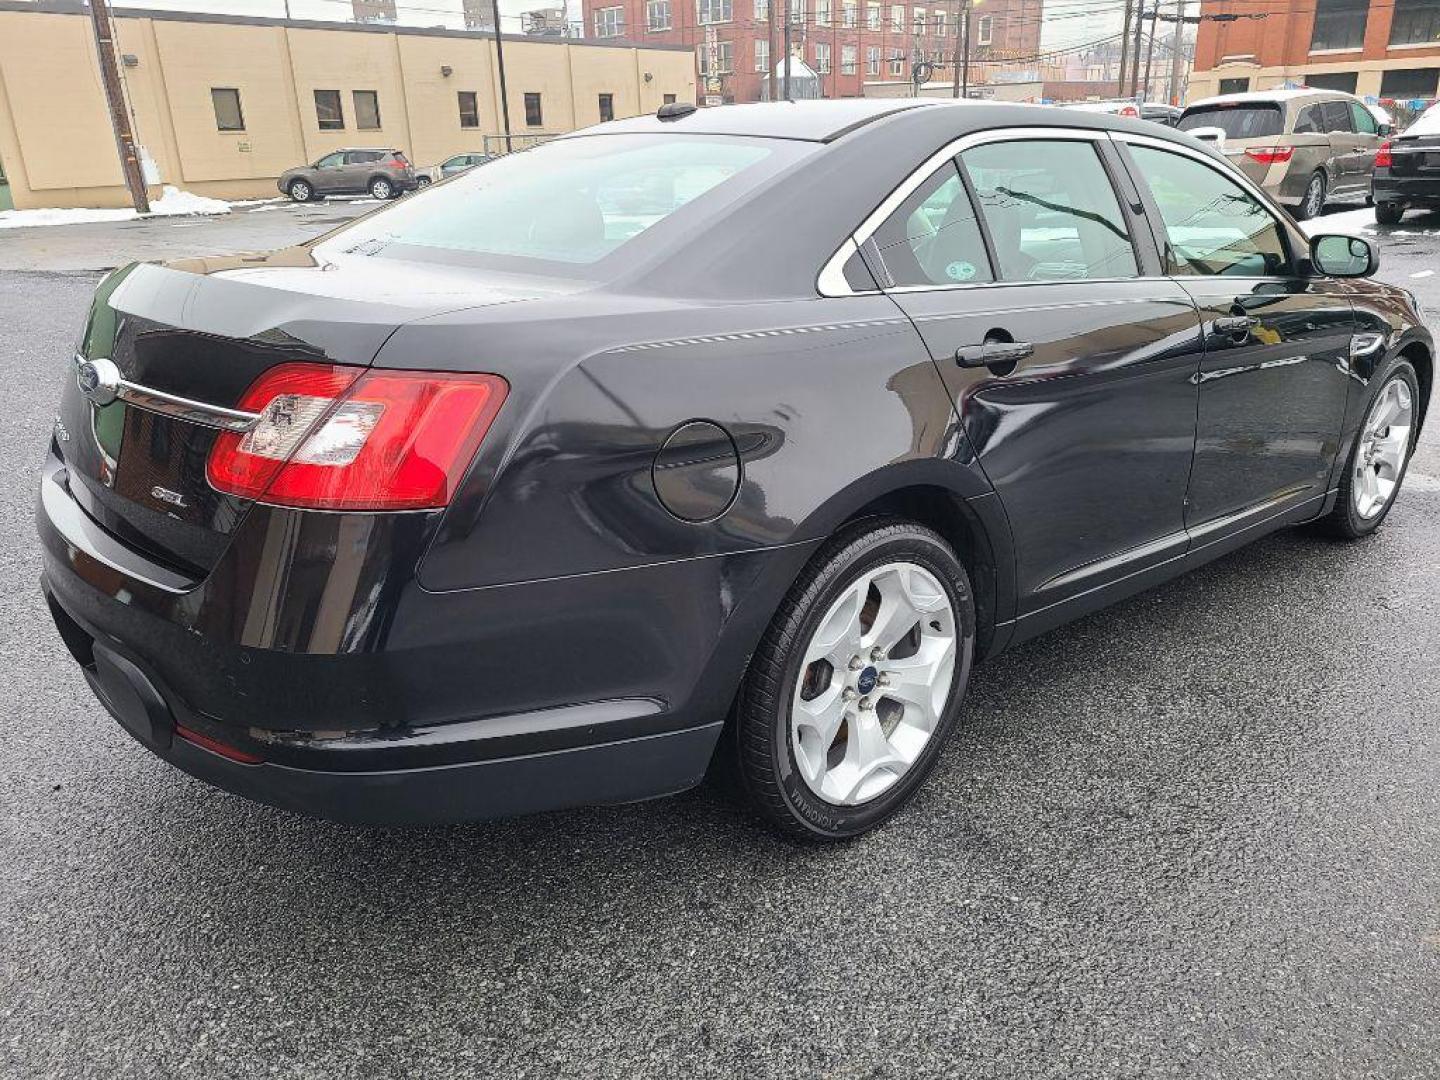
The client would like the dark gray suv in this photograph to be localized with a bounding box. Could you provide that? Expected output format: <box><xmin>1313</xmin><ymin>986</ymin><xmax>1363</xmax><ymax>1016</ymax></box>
<box><xmin>277</xmin><ymin>148</ymin><xmax>417</xmax><ymax>202</ymax></box>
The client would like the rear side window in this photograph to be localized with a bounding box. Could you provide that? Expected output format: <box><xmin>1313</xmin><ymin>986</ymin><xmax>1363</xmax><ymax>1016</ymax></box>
<box><xmin>960</xmin><ymin>139</ymin><xmax>1138</xmax><ymax>282</ymax></box>
<box><xmin>868</xmin><ymin>162</ymin><xmax>992</xmax><ymax>288</ymax></box>
<box><xmin>1294</xmin><ymin>105</ymin><xmax>1323</xmax><ymax>134</ymax></box>
<box><xmin>1129</xmin><ymin>145</ymin><xmax>1291</xmax><ymax>277</ymax></box>
<box><xmin>1321</xmin><ymin>100</ymin><xmax>1353</xmax><ymax>132</ymax></box>
<box><xmin>1178</xmin><ymin>104</ymin><xmax>1283</xmax><ymax>139</ymax></box>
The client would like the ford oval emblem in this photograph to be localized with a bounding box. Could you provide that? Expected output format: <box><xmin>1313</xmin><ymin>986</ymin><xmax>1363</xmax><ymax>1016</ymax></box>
<box><xmin>75</xmin><ymin>356</ymin><xmax>122</xmax><ymax>407</ymax></box>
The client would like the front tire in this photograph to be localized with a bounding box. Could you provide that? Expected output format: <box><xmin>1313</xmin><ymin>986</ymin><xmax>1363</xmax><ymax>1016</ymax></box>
<box><xmin>735</xmin><ymin>519</ymin><xmax>976</xmax><ymax>841</ymax></box>
<box><xmin>1319</xmin><ymin>360</ymin><xmax>1420</xmax><ymax>538</ymax></box>
<box><xmin>286</xmin><ymin>179</ymin><xmax>314</xmax><ymax>203</ymax></box>
<box><xmin>1294</xmin><ymin>171</ymin><xmax>1326</xmax><ymax>221</ymax></box>
<box><xmin>1376</xmin><ymin>201</ymin><xmax>1405</xmax><ymax>226</ymax></box>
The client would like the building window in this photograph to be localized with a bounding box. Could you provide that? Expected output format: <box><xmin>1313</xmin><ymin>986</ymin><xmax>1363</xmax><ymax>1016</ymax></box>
<box><xmin>524</xmin><ymin>92</ymin><xmax>543</xmax><ymax>126</ymax></box>
<box><xmin>457</xmin><ymin>90</ymin><xmax>480</xmax><ymax>128</ymax></box>
<box><xmin>353</xmin><ymin>90</ymin><xmax>381</xmax><ymax>130</ymax></box>
<box><xmin>841</xmin><ymin>44</ymin><xmax>857</xmax><ymax>74</ymax></box>
<box><xmin>843</xmin><ymin>0</ymin><xmax>857</xmax><ymax>27</ymax></box>
<box><xmin>1390</xmin><ymin>0</ymin><xmax>1440</xmax><ymax>47</ymax></box>
<box><xmin>211</xmin><ymin>87</ymin><xmax>244</xmax><ymax>131</ymax></box>
<box><xmin>647</xmin><ymin>0</ymin><xmax>672</xmax><ymax>29</ymax></box>
<box><xmin>976</xmin><ymin>13</ymin><xmax>992</xmax><ymax>45</ymax></box>
<box><xmin>788</xmin><ymin>0</ymin><xmax>806</xmax><ymax>22</ymax></box>
<box><xmin>698</xmin><ymin>41</ymin><xmax>734</xmax><ymax>74</ymax></box>
<box><xmin>1217</xmin><ymin>76</ymin><xmax>1250</xmax><ymax>94</ymax></box>
<box><xmin>890</xmin><ymin>3</ymin><xmax>903</xmax><ymax>30</ymax></box>
<box><xmin>594</xmin><ymin>5</ymin><xmax>623</xmax><ymax>36</ymax></box>
<box><xmin>697</xmin><ymin>0</ymin><xmax>733</xmax><ymax>24</ymax></box>
<box><xmin>1380</xmin><ymin>66</ymin><xmax>1440</xmax><ymax>97</ymax></box>
<box><xmin>1304</xmin><ymin>70</ymin><xmax>1359</xmax><ymax>93</ymax></box>
<box><xmin>314</xmin><ymin>89</ymin><xmax>344</xmax><ymax>130</ymax></box>
<box><xmin>754</xmin><ymin>0</ymin><xmax>769</xmax><ymax>16</ymax></box>
<box><xmin>816</xmin><ymin>0</ymin><xmax>831</xmax><ymax>24</ymax></box>
<box><xmin>598</xmin><ymin>93</ymin><xmax>614</xmax><ymax>121</ymax></box>
<box><xmin>867</xmin><ymin>2</ymin><xmax>881</xmax><ymax>29</ymax></box>
<box><xmin>867</xmin><ymin>45</ymin><xmax>880</xmax><ymax>74</ymax></box>
<box><xmin>815</xmin><ymin>42</ymin><xmax>832</xmax><ymax>73</ymax></box>
<box><xmin>755</xmin><ymin>38</ymin><xmax>770</xmax><ymax>71</ymax></box>
<box><xmin>932</xmin><ymin>10</ymin><xmax>945</xmax><ymax>35</ymax></box>
<box><xmin>889</xmin><ymin>48</ymin><xmax>904</xmax><ymax>76</ymax></box>
<box><xmin>1309</xmin><ymin>0</ymin><xmax>1368</xmax><ymax>51</ymax></box>
<box><xmin>913</xmin><ymin>7</ymin><xmax>926</xmax><ymax>35</ymax></box>
<box><xmin>663</xmin><ymin>93</ymin><xmax>678</xmax><ymax>103</ymax></box>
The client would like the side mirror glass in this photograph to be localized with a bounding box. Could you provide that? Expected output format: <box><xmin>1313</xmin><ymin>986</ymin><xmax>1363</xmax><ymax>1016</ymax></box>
<box><xmin>1378</xmin><ymin>122</ymin><xmax>1394</xmax><ymax>137</ymax></box>
<box><xmin>1310</xmin><ymin>233</ymin><xmax>1377</xmax><ymax>278</ymax></box>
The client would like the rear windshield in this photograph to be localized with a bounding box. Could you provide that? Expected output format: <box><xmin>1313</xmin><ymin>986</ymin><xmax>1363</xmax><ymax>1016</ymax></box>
<box><xmin>1178</xmin><ymin>104</ymin><xmax>1283</xmax><ymax>139</ymax></box>
<box><xmin>313</xmin><ymin>133</ymin><xmax>811</xmax><ymax>276</ymax></box>
<box><xmin>1407</xmin><ymin>104</ymin><xmax>1440</xmax><ymax>137</ymax></box>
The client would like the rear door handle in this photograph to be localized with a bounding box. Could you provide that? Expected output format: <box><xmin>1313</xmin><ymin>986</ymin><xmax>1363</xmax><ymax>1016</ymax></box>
<box><xmin>955</xmin><ymin>340</ymin><xmax>1034</xmax><ymax>370</ymax></box>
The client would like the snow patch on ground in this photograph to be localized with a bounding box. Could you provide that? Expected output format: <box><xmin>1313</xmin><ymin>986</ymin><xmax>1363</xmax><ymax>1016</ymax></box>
<box><xmin>1300</xmin><ymin>207</ymin><xmax>1377</xmax><ymax>236</ymax></box>
<box><xmin>0</xmin><ymin>185</ymin><xmax>232</xmax><ymax>230</ymax></box>
<box><xmin>1411</xmin><ymin>269</ymin><xmax>1436</xmax><ymax>278</ymax></box>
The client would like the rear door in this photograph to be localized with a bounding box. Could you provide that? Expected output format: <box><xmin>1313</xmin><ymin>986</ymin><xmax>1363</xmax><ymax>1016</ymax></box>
<box><xmin>872</xmin><ymin>130</ymin><xmax>1204</xmax><ymax>620</ymax></box>
<box><xmin>1115</xmin><ymin>135</ymin><xmax>1354</xmax><ymax>541</ymax></box>
<box><xmin>1320</xmin><ymin>98</ymin><xmax>1363</xmax><ymax>191</ymax></box>
<box><xmin>343</xmin><ymin>150</ymin><xmax>382</xmax><ymax>192</ymax></box>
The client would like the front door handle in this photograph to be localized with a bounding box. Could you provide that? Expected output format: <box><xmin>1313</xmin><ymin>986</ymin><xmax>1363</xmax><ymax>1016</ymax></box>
<box><xmin>955</xmin><ymin>340</ymin><xmax>1034</xmax><ymax>370</ymax></box>
<box><xmin>1213</xmin><ymin>315</ymin><xmax>1258</xmax><ymax>341</ymax></box>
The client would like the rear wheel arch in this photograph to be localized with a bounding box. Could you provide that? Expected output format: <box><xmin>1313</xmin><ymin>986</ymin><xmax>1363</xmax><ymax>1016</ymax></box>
<box><xmin>1400</xmin><ymin>341</ymin><xmax>1433</xmax><ymax>435</ymax></box>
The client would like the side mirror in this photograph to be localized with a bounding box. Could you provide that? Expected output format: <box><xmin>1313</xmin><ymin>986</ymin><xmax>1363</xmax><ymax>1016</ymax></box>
<box><xmin>1378</xmin><ymin>122</ymin><xmax>1394</xmax><ymax>137</ymax></box>
<box><xmin>1310</xmin><ymin>233</ymin><xmax>1377</xmax><ymax>278</ymax></box>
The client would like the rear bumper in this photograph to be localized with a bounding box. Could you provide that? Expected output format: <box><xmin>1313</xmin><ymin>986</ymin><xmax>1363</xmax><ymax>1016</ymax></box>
<box><xmin>36</xmin><ymin>451</ymin><xmax>802</xmax><ymax>825</ymax></box>
<box><xmin>1372</xmin><ymin>171</ymin><xmax>1440</xmax><ymax>205</ymax></box>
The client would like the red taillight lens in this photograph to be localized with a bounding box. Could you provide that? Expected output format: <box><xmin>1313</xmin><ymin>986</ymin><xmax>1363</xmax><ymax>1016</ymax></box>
<box><xmin>1120</xmin><ymin>105</ymin><xmax>1139</xmax><ymax>118</ymax></box>
<box><xmin>1376</xmin><ymin>140</ymin><xmax>1393</xmax><ymax>168</ymax></box>
<box><xmin>1244</xmin><ymin>146</ymin><xmax>1295</xmax><ymax>164</ymax></box>
<box><xmin>207</xmin><ymin>363</ymin><xmax>508</xmax><ymax>511</ymax></box>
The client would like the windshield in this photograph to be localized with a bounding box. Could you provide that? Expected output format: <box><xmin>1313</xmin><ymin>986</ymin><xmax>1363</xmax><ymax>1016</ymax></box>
<box><xmin>1178</xmin><ymin>104</ymin><xmax>1283</xmax><ymax>139</ymax></box>
<box><xmin>313</xmin><ymin>133</ymin><xmax>811</xmax><ymax>276</ymax></box>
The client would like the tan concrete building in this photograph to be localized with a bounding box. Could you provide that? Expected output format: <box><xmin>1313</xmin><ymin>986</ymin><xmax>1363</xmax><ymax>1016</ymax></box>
<box><xmin>0</xmin><ymin>0</ymin><xmax>694</xmax><ymax>210</ymax></box>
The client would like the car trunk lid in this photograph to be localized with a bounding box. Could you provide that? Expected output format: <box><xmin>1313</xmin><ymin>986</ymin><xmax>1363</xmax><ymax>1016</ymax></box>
<box><xmin>1388</xmin><ymin>132</ymin><xmax>1440</xmax><ymax>175</ymax></box>
<box><xmin>58</xmin><ymin>252</ymin><xmax>557</xmax><ymax>579</ymax></box>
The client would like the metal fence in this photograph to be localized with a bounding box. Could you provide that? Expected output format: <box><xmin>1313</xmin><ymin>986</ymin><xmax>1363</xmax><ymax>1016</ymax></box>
<box><xmin>482</xmin><ymin>134</ymin><xmax>556</xmax><ymax>155</ymax></box>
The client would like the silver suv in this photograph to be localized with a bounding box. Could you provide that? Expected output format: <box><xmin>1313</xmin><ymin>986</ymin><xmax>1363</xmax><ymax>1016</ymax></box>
<box><xmin>277</xmin><ymin>148</ymin><xmax>417</xmax><ymax>203</ymax></box>
<box><xmin>1178</xmin><ymin>89</ymin><xmax>1389</xmax><ymax>220</ymax></box>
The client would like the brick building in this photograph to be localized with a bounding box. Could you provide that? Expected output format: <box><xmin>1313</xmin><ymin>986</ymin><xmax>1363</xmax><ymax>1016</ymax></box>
<box><xmin>1190</xmin><ymin>0</ymin><xmax>1440</xmax><ymax>106</ymax></box>
<box><xmin>580</xmin><ymin>0</ymin><xmax>1042</xmax><ymax>104</ymax></box>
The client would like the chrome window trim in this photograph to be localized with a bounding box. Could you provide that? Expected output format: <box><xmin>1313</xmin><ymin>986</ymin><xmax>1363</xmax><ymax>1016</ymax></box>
<box><xmin>72</xmin><ymin>354</ymin><xmax>260</xmax><ymax>433</ymax></box>
<box><xmin>815</xmin><ymin>126</ymin><xmax>1124</xmax><ymax>298</ymax></box>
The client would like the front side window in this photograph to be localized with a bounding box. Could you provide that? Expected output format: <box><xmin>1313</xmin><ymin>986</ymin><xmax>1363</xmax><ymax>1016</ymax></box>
<box><xmin>212</xmin><ymin>88</ymin><xmax>244</xmax><ymax>132</ymax></box>
<box><xmin>314</xmin><ymin>89</ymin><xmax>344</xmax><ymax>130</ymax></box>
<box><xmin>648</xmin><ymin>0</ymin><xmax>672</xmax><ymax>29</ymax></box>
<box><xmin>869</xmin><ymin>162</ymin><xmax>992</xmax><ymax>288</ymax></box>
<box><xmin>1129</xmin><ymin>144</ymin><xmax>1290</xmax><ymax>278</ymax></box>
<box><xmin>1311</xmin><ymin>0</ymin><xmax>1368</xmax><ymax>49</ymax></box>
<box><xmin>1390</xmin><ymin>0</ymin><xmax>1440</xmax><ymax>45</ymax></box>
<box><xmin>315</xmin><ymin>151</ymin><xmax>345</xmax><ymax>169</ymax></box>
<box><xmin>353</xmin><ymin>90</ymin><xmax>381</xmax><ymax>130</ymax></box>
<box><xmin>1178</xmin><ymin>103</ymin><xmax>1282</xmax><ymax>139</ymax></box>
<box><xmin>524</xmin><ymin>92</ymin><xmax>543</xmax><ymax>127</ymax></box>
<box><xmin>1350</xmin><ymin>101</ymin><xmax>1379</xmax><ymax>134</ymax></box>
<box><xmin>457</xmin><ymin>90</ymin><xmax>479</xmax><ymax>128</ymax></box>
<box><xmin>960</xmin><ymin>139</ymin><xmax>1138</xmax><ymax>282</ymax></box>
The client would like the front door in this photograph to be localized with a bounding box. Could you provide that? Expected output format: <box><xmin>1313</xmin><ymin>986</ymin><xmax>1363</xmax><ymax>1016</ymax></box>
<box><xmin>311</xmin><ymin>151</ymin><xmax>347</xmax><ymax>193</ymax></box>
<box><xmin>1118</xmin><ymin>138</ymin><xmax>1354</xmax><ymax>537</ymax></box>
<box><xmin>870</xmin><ymin>132</ymin><xmax>1205</xmax><ymax>619</ymax></box>
<box><xmin>1347</xmin><ymin>99</ymin><xmax>1384</xmax><ymax>185</ymax></box>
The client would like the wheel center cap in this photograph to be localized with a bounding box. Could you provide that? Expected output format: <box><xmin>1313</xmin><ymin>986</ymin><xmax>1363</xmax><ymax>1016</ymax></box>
<box><xmin>856</xmin><ymin>665</ymin><xmax>879</xmax><ymax>696</ymax></box>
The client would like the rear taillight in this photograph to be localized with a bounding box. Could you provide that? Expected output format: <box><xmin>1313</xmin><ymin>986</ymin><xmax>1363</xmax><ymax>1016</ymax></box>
<box><xmin>1244</xmin><ymin>146</ymin><xmax>1295</xmax><ymax>164</ymax></box>
<box><xmin>207</xmin><ymin>362</ymin><xmax>508</xmax><ymax>511</ymax></box>
<box><xmin>389</xmin><ymin>154</ymin><xmax>409</xmax><ymax>169</ymax></box>
<box><xmin>175</xmin><ymin>724</ymin><xmax>264</xmax><ymax>765</ymax></box>
<box><xmin>1120</xmin><ymin>105</ymin><xmax>1139</xmax><ymax>118</ymax></box>
<box><xmin>1376</xmin><ymin>140</ymin><xmax>1393</xmax><ymax>168</ymax></box>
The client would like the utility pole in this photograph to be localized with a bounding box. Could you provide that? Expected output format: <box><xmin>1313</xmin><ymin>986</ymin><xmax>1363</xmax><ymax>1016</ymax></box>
<box><xmin>960</xmin><ymin>0</ymin><xmax>972</xmax><ymax>98</ymax></box>
<box><xmin>1129</xmin><ymin>0</ymin><xmax>1145</xmax><ymax>97</ymax></box>
<box><xmin>1117</xmin><ymin>0</ymin><xmax>1133</xmax><ymax>101</ymax></box>
<box><xmin>951</xmin><ymin>0</ymin><xmax>965</xmax><ymax>98</ymax></box>
<box><xmin>783</xmin><ymin>0</ymin><xmax>792</xmax><ymax>101</ymax></box>
<box><xmin>88</xmin><ymin>0</ymin><xmax>149</xmax><ymax>213</ymax></box>
<box><xmin>1168</xmin><ymin>0</ymin><xmax>1187</xmax><ymax>105</ymax></box>
<box><xmin>490</xmin><ymin>0</ymin><xmax>512</xmax><ymax>152</ymax></box>
<box><xmin>767</xmin><ymin>0</ymin><xmax>777</xmax><ymax>100</ymax></box>
<box><xmin>1141</xmin><ymin>3</ymin><xmax>1157</xmax><ymax>103</ymax></box>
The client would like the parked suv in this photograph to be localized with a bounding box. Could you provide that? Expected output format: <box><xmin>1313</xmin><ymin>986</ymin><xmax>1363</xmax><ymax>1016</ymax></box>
<box><xmin>1178</xmin><ymin>88</ymin><xmax>1388</xmax><ymax>219</ymax></box>
<box><xmin>277</xmin><ymin>148</ymin><xmax>416</xmax><ymax>202</ymax></box>
<box><xmin>1373</xmin><ymin>103</ymin><xmax>1440</xmax><ymax>224</ymax></box>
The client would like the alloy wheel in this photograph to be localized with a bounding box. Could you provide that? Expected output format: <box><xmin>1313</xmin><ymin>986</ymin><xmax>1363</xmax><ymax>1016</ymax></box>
<box><xmin>1304</xmin><ymin>174</ymin><xmax>1325</xmax><ymax>219</ymax></box>
<box><xmin>1353</xmin><ymin>375</ymin><xmax>1414</xmax><ymax>519</ymax></box>
<box><xmin>790</xmin><ymin>561</ymin><xmax>957</xmax><ymax>806</ymax></box>
<box><xmin>372</xmin><ymin>179</ymin><xmax>393</xmax><ymax>199</ymax></box>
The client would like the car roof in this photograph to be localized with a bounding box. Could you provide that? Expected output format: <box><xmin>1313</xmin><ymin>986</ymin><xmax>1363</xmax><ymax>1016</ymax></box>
<box><xmin>565</xmin><ymin>98</ymin><xmax>952</xmax><ymax>143</ymax></box>
<box><xmin>1185</xmin><ymin>88</ymin><xmax>1354</xmax><ymax>111</ymax></box>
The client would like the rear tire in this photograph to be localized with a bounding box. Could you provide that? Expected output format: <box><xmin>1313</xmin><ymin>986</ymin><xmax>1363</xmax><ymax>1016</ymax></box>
<box><xmin>1294</xmin><ymin>171</ymin><xmax>1326</xmax><ymax>221</ymax></box>
<box><xmin>287</xmin><ymin>179</ymin><xmax>314</xmax><ymax>203</ymax></box>
<box><xmin>1376</xmin><ymin>202</ymin><xmax>1405</xmax><ymax>226</ymax></box>
<box><xmin>368</xmin><ymin>176</ymin><xmax>395</xmax><ymax>200</ymax></box>
<box><xmin>1318</xmin><ymin>359</ymin><xmax>1419</xmax><ymax>539</ymax></box>
<box><xmin>734</xmin><ymin>519</ymin><xmax>976</xmax><ymax>841</ymax></box>
<box><xmin>415</xmin><ymin>176</ymin><xmax>432</xmax><ymax>188</ymax></box>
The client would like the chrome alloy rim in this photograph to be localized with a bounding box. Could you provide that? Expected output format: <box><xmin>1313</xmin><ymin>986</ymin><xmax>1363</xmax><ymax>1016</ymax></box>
<box><xmin>1305</xmin><ymin>175</ymin><xmax>1324</xmax><ymax>218</ymax></box>
<box><xmin>790</xmin><ymin>562</ymin><xmax>957</xmax><ymax>806</ymax></box>
<box><xmin>1354</xmin><ymin>376</ymin><xmax>1414</xmax><ymax>519</ymax></box>
<box><xmin>373</xmin><ymin>180</ymin><xmax>392</xmax><ymax>198</ymax></box>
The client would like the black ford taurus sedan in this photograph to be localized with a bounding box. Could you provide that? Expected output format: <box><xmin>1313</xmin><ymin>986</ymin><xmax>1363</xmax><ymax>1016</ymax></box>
<box><xmin>39</xmin><ymin>100</ymin><xmax>1431</xmax><ymax>840</ymax></box>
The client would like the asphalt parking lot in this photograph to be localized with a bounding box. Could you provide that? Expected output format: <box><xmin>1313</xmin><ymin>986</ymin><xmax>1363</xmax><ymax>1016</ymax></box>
<box><xmin>2</xmin><ymin>202</ymin><xmax>1439</xmax><ymax>1079</ymax></box>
